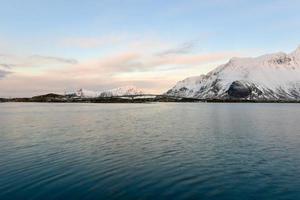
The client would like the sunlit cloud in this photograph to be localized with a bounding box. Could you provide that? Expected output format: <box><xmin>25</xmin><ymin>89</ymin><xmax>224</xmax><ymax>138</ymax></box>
<box><xmin>0</xmin><ymin>54</ymin><xmax>78</xmax><ymax>78</ymax></box>
<box><xmin>0</xmin><ymin>55</ymin><xmax>240</xmax><ymax>97</ymax></box>
<box><xmin>0</xmin><ymin>36</ymin><xmax>243</xmax><ymax>97</ymax></box>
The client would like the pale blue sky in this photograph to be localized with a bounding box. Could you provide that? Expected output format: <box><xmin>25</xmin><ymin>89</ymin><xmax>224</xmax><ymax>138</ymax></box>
<box><xmin>1</xmin><ymin>0</ymin><xmax>300</xmax><ymax>96</ymax></box>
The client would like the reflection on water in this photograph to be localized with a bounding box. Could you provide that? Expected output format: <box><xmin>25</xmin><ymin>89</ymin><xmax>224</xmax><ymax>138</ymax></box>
<box><xmin>0</xmin><ymin>103</ymin><xmax>300</xmax><ymax>200</ymax></box>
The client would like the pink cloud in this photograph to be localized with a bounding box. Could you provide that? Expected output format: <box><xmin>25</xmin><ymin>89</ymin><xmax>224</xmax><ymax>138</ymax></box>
<box><xmin>0</xmin><ymin>37</ymin><xmax>244</xmax><ymax>97</ymax></box>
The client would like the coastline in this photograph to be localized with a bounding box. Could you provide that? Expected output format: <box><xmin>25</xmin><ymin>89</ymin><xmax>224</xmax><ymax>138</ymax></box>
<box><xmin>1</xmin><ymin>95</ymin><xmax>300</xmax><ymax>104</ymax></box>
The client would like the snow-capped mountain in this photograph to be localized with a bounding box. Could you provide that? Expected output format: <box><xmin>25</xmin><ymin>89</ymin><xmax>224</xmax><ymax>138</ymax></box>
<box><xmin>75</xmin><ymin>86</ymin><xmax>145</xmax><ymax>98</ymax></box>
<box><xmin>166</xmin><ymin>46</ymin><xmax>300</xmax><ymax>100</ymax></box>
<box><xmin>99</xmin><ymin>86</ymin><xmax>144</xmax><ymax>97</ymax></box>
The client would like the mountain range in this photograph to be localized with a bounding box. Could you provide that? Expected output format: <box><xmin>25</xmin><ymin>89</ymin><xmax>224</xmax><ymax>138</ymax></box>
<box><xmin>6</xmin><ymin>46</ymin><xmax>300</xmax><ymax>103</ymax></box>
<box><xmin>73</xmin><ymin>86</ymin><xmax>145</xmax><ymax>98</ymax></box>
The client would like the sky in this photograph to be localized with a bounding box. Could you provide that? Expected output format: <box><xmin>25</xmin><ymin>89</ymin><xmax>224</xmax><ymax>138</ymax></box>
<box><xmin>1</xmin><ymin>0</ymin><xmax>300</xmax><ymax>97</ymax></box>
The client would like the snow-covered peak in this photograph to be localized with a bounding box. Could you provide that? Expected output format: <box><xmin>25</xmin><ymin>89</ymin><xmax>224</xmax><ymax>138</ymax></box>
<box><xmin>169</xmin><ymin>76</ymin><xmax>206</xmax><ymax>91</ymax></box>
<box><xmin>166</xmin><ymin>46</ymin><xmax>300</xmax><ymax>100</ymax></box>
<box><xmin>210</xmin><ymin>47</ymin><xmax>300</xmax><ymax>90</ymax></box>
<box><xmin>71</xmin><ymin>86</ymin><xmax>145</xmax><ymax>98</ymax></box>
<box><xmin>100</xmin><ymin>86</ymin><xmax>144</xmax><ymax>97</ymax></box>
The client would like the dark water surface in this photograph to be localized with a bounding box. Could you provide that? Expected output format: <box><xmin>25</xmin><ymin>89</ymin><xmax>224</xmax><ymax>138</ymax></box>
<box><xmin>0</xmin><ymin>103</ymin><xmax>300</xmax><ymax>200</ymax></box>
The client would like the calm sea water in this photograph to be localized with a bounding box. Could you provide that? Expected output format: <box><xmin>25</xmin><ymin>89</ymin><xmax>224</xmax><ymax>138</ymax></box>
<box><xmin>0</xmin><ymin>103</ymin><xmax>300</xmax><ymax>200</ymax></box>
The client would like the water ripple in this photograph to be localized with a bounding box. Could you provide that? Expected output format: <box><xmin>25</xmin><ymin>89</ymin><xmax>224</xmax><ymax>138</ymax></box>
<box><xmin>1</xmin><ymin>103</ymin><xmax>300</xmax><ymax>199</ymax></box>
